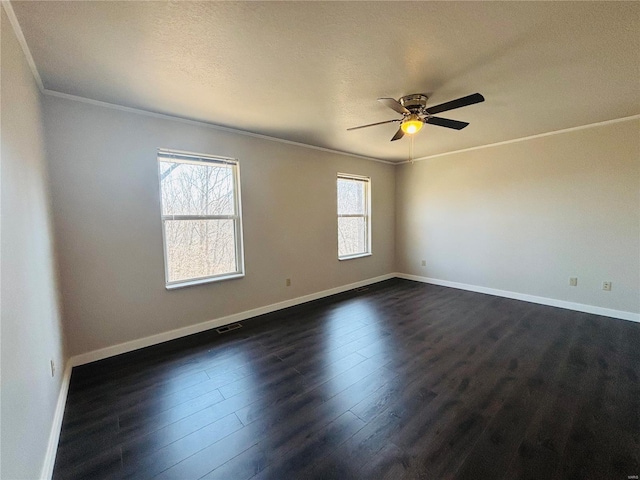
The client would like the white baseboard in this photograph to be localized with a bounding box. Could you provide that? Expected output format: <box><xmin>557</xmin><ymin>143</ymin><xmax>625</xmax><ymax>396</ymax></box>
<box><xmin>43</xmin><ymin>272</ymin><xmax>637</xmax><ymax>479</ymax></box>
<box><xmin>69</xmin><ymin>271</ymin><xmax>639</xmax><ymax>368</ymax></box>
<box><xmin>396</xmin><ymin>273</ymin><xmax>640</xmax><ymax>323</ymax></box>
<box><xmin>40</xmin><ymin>362</ymin><xmax>72</xmax><ymax>480</ymax></box>
<box><xmin>69</xmin><ymin>273</ymin><xmax>396</xmax><ymax>367</ymax></box>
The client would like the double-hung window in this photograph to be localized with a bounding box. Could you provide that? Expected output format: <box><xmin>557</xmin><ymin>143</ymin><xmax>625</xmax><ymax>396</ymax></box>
<box><xmin>337</xmin><ymin>173</ymin><xmax>371</xmax><ymax>260</ymax></box>
<box><xmin>158</xmin><ymin>149</ymin><xmax>244</xmax><ymax>288</ymax></box>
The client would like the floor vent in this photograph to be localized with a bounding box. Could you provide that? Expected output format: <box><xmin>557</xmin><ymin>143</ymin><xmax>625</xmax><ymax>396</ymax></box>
<box><xmin>216</xmin><ymin>323</ymin><xmax>242</xmax><ymax>334</ymax></box>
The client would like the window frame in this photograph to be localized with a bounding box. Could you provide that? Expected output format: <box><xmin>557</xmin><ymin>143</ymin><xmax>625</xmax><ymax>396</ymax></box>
<box><xmin>157</xmin><ymin>148</ymin><xmax>245</xmax><ymax>289</ymax></box>
<box><xmin>337</xmin><ymin>173</ymin><xmax>372</xmax><ymax>261</ymax></box>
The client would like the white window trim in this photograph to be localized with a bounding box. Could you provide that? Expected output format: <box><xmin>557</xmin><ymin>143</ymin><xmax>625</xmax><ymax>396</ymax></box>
<box><xmin>158</xmin><ymin>148</ymin><xmax>245</xmax><ymax>289</ymax></box>
<box><xmin>337</xmin><ymin>173</ymin><xmax>372</xmax><ymax>260</ymax></box>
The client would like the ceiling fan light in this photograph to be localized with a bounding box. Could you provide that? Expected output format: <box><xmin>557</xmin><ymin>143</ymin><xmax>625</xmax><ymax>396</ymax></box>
<box><xmin>401</xmin><ymin>115</ymin><xmax>423</xmax><ymax>135</ymax></box>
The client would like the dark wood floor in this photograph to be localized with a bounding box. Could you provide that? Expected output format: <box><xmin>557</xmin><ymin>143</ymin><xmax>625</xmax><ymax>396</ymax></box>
<box><xmin>53</xmin><ymin>279</ymin><xmax>639</xmax><ymax>480</ymax></box>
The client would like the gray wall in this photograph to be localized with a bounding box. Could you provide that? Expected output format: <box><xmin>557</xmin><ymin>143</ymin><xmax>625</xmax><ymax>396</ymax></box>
<box><xmin>3</xmin><ymin>6</ymin><xmax>638</xmax><ymax>477</ymax></box>
<box><xmin>396</xmin><ymin>120</ymin><xmax>640</xmax><ymax>315</ymax></box>
<box><xmin>1</xmin><ymin>9</ymin><xmax>66</xmax><ymax>479</ymax></box>
<box><xmin>42</xmin><ymin>96</ymin><xmax>396</xmax><ymax>357</ymax></box>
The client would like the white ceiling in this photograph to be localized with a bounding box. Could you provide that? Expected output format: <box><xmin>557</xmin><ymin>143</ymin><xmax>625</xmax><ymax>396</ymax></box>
<box><xmin>11</xmin><ymin>1</ymin><xmax>640</xmax><ymax>163</ymax></box>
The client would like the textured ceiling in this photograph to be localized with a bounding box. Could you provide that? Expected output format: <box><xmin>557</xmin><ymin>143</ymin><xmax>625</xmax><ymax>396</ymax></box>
<box><xmin>11</xmin><ymin>1</ymin><xmax>640</xmax><ymax>162</ymax></box>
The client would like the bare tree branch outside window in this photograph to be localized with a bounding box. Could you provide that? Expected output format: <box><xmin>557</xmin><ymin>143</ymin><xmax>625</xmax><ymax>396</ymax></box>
<box><xmin>158</xmin><ymin>152</ymin><xmax>243</xmax><ymax>285</ymax></box>
<box><xmin>337</xmin><ymin>175</ymin><xmax>370</xmax><ymax>258</ymax></box>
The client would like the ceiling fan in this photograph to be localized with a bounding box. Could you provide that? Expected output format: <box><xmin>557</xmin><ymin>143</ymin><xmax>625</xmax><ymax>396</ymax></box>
<box><xmin>348</xmin><ymin>92</ymin><xmax>485</xmax><ymax>141</ymax></box>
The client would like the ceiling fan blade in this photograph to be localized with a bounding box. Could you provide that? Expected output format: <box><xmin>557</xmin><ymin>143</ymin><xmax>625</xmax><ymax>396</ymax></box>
<box><xmin>378</xmin><ymin>98</ymin><xmax>410</xmax><ymax>115</ymax></box>
<box><xmin>426</xmin><ymin>116</ymin><xmax>469</xmax><ymax>130</ymax></box>
<box><xmin>390</xmin><ymin>127</ymin><xmax>405</xmax><ymax>141</ymax></box>
<box><xmin>426</xmin><ymin>93</ymin><xmax>485</xmax><ymax>115</ymax></box>
<box><xmin>347</xmin><ymin>119</ymin><xmax>399</xmax><ymax>131</ymax></box>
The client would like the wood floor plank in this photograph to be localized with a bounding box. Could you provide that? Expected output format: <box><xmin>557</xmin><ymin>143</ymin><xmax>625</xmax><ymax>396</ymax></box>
<box><xmin>238</xmin><ymin>411</ymin><xmax>366</xmax><ymax>480</ymax></box>
<box><xmin>119</xmin><ymin>412</ymin><xmax>244</xmax><ymax>479</ymax></box>
<box><xmin>201</xmin><ymin>369</ymin><xmax>392</xmax><ymax>480</ymax></box>
<box><xmin>53</xmin><ymin>446</ymin><xmax>122</xmax><ymax>480</ymax></box>
<box><xmin>450</xmin><ymin>314</ymin><xmax>576</xmax><ymax>480</ymax></box>
<box><xmin>551</xmin><ymin>316</ymin><xmax>640</xmax><ymax>480</ymax></box>
<box><xmin>52</xmin><ymin>279</ymin><xmax>640</xmax><ymax>480</ymax></box>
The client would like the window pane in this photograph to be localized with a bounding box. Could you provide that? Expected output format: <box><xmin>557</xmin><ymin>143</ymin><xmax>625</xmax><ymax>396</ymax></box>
<box><xmin>160</xmin><ymin>161</ymin><xmax>235</xmax><ymax>216</ymax></box>
<box><xmin>164</xmin><ymin>219</ymin><xmax>237</xmax><ymax>282</ymax></box>
<box><xmin>338</xmin><ymin>217</ymin><xmax>366</xmax><ymax>257</ymax></box>
<box><xmin>337</xmin><ymin>178</ymin><xmax>365</xmax><ymax>215</ymax></box>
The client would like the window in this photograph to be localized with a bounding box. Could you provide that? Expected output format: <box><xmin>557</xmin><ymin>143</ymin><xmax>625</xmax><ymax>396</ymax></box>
<box><xmin>337</xmin><ymin>173</ymin><xmax>371</xmax><ymax>260</ymax></box>
<box><xmin>158</xmin><ymin>149</ymin><xmax>244</xmax><ymax>288</ymax></box>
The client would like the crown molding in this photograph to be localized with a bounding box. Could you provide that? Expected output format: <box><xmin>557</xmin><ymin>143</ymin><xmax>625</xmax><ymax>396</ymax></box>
<box><xmin>2</xmin><ymin>0</ymin><xmax>44</xmax><ymax>91</ymax></box>
<box><xmin>4</xmin><ymin>2</ymin><xmax>392</xmax><ymax>165</ymax></box>
<box><xmin>42</xmin><ymin>89</ymin><xmax>396</xmax><ymax>165</ymax></box>
<box><xmin>398</xmin><ymin>114</ymin><xmax>640</xmax><ymax>165</ymax></box>
<box><xmin>39</xmin><ymin>89</ymin><xmax>640</xmax><ymax>168</ymax></box>
<box><xmin>6</xmin><ymin>0</ymin><xmax>638</xmax><ymax>167</ymax></box>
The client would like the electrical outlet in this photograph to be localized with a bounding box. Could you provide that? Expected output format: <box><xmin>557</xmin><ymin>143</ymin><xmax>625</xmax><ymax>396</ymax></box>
<box><xmin>286</xmin><ymin>278</ymin><xmax>291</xmax><ymax>287</ymax></box>
<box><xmin>50</xmin><ymin>360</ymin><xmax>56</xmax><ymax>377</ymax></box>
<box><xmin>421</xmin><ymin>260</ymin><xmax>426</xmax><ymax>267</ymax></box>
<box><xmin>569</xmin><ymin>277</ymin><xmax>578</xmax><ymax>287</ymax></box>
<box><xmin>603</xmin><ymin>281</ymin><xmax>612</xmax><ymax>291</ymax></box>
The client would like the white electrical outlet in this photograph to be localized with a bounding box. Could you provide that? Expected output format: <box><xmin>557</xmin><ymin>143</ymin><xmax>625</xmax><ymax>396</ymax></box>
<box><xmin>50</xmin><ymin>360</ymin><xmax>56</xmax><ymax>377</ymax></box>
<box><xmin>421</xmin><ymin>260</ymin><xmax>426</xmax><ymax>267</ymax></box>
<box><xmin>569</xmin><ymin>277</ymin><xmax>578</xmax><ymax>287</ymax></box>
<box><xmin>603</xmin><ymin>281</ymin><xmax>612</xmax><ymax>291</ymax></box>
<box><xmin>286</xmin><ymin>278</ymin><xmax>291</xmax><ymax>287</ymax></box>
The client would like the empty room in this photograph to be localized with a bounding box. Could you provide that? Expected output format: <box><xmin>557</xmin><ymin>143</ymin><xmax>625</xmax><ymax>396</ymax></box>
<box><xmin>2</xmin><ymin>1</ymin><xmax>639</xmax><ymax>479</ymax></box>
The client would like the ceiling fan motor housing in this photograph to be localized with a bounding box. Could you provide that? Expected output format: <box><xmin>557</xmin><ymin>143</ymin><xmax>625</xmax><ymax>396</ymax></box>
<box><xmin>399</xmin><ymin>94</ymin><xmax>429</xmax><ymax>114</ymax></box>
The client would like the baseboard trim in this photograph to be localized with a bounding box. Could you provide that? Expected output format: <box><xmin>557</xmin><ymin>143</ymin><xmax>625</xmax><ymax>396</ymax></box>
<box><xmin>69</xmin><ymin>273</ymin><xmax>396</xmax><ymax>367</ymax></box>
<box><xmin>69</xmin><ymin>271</ymin><xmax>639</xmax><ymax>367</ymax></box>
<box><xmin>44</xmin><ymin>272</ymin><xmax>637</xmax><ymax>478</ymax></box>
<box><xmin>40</xmin><ymin>362</ymin><xmax>71</xmax><ymax>480</ymax></box>
<box><xmin>396</xmin><ymin>273</ymin><xmax>640</xmax><ymax>323</ymax></box>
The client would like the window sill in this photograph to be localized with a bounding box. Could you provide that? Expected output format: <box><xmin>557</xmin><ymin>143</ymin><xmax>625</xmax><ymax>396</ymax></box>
<box><xmin>338</xmin><ymin>253</ymin><xmax>372</xmax><ymax>261</ymax></box>
<box><xmin>166</xmin><ymin>272</ymin><xmax>245</xmax><ymax>290</ymax></box>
